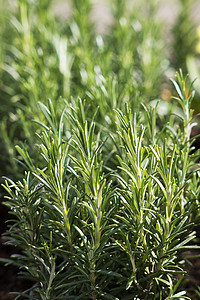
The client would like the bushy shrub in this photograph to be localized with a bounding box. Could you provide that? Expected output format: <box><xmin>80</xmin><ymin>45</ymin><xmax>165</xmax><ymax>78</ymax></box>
<box><xmin>1</xmin><ymin>1</ymin><xmax>200</xmax><ymax>299</ymax></box>
<box><xmin>0</xmin><ymin>0</ymin><xmax>167</xmax><ymax>180</ymax></box>
<box><xmin>3</xmin><ymin>71</ymin><xmax>200</xmax><ymax>299</ymax></box>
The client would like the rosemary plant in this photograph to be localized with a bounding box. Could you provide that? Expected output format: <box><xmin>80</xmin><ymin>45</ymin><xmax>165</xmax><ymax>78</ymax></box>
<box><xmin>172</xmin><ymin>0</ymin><xmax>197</xmax><ymax>72</ymax></box>
<box><xmin>1</xmin><ymin>1</ymin><xmax>200</xmax><ymax>299</ymax></box>
<box><xmin>0</xmin><ymin>0</ymin><xmax>167</xmax><ymax>180</ymax></box>
<box><xmin>0</xmin><ymin>0</ymin><xmax>72</xmax><ymax>179</ymax></box>
<box><xmin>3</xmin><ymin>71</ymin><xmax>200</xmax><ymax>299</ymax></box>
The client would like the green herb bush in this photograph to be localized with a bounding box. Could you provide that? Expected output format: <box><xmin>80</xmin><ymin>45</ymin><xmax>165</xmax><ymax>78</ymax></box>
<box><xmin>1</xmin><ymin>0</ymin><xmax>199</xmax><ymax>181</ymax></box>
<box><xmin>3</xmin><ymin>71</ymin><xmax>200</xmax><ymax>299</ymax></box>
<box><xmin>1</xmin><ymin>0</ymin><xmax>200</xmax><ymax>299</ymax></box>
<box><xmin>0</xmin><ymin>0</ymin><xmax>72</xmax><ymax>179</ymax></box>
<box><xmin>172</xmin><ymin>0</ymin><xmax>197</xmax><ymax>72</ymax></box>
<box><xmin>0</xmin><ymin>0</ymin><xmax>166</xmax><ymax>180</ymax></box>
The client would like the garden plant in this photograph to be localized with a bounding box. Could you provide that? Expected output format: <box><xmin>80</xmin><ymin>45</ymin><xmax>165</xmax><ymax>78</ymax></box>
<box><xmin>3</xmin><ymin>70</ymin><xmax>200</xmax><ymax>299</ymax></box>
<box><xmin>1</xmin><ymin>0</ymin><xmax>200</xmax><ymax>299</ymax></box>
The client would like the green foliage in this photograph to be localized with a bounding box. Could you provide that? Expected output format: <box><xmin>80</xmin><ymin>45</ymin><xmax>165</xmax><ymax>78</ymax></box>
<box><xmin>1</xmin><ymin>1</ymin><xmax>200</xmax><ymax>299</ymax></box>
<box><xmin>3</xmin><ymin>72</ymin><xmax>200</xmax><ymax>299</ymax></box>
<box><xmin>0</xmin><ymin>0</ymin><xmax>72</xmax><ymax>179</ymax></box>
<box><xmin>1</xmin><ymin>0</ymin><xmax>200</xmax><ymax>181</ymax></box>
<box><xmin>0</xmin><ymin>0</ymin><xmax>167</xmax><ymax>180</ymax></box>
<box><xmin>172</xmin><ymin>0</ymin><xmax>197</xmax><ymax>72</ymax></box>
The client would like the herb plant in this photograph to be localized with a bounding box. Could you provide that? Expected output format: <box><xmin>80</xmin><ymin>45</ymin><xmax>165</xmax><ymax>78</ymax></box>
<box><xmin>0</xmin><ymin>0</ymin><xmax>166</xmax><ymax>180</ymax></box>
<box><xmin>1</xmin><ymin>1</ymin><xmax>200</xmax><ymax>299</ymax></box>
<box><xmin>3</xmin><ymin>71</ymin><xmax>200</xmax><ymax>299</ymax></box>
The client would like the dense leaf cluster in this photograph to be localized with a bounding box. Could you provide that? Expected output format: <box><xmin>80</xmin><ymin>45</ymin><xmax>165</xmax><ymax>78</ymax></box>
<box><xmin>4</xmin><ymin>72</ymin><xmax>200</xmax><ymax>299</ymax></box>
<box><xmin>1</xmin><ymin>0</ymin><xmax>200</xmax><ymax>299</ymax></box>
